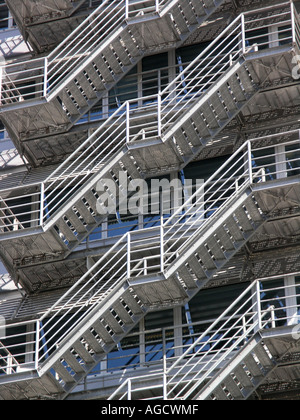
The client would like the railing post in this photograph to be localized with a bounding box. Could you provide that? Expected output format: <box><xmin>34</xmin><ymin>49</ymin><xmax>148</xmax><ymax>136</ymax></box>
<box><xmin>127</xmin><ymin>379</ymin><xmax>132</xmax><ymax>400</ymax></box>
<box><xmin>43</xmin><ymin>57</ymin><xmax>48</xmax><ymax>97</ymax></box>
<box><xmin>256</xmin><ymin>281</ymin><xmax>262</xmax><ymax>330</ymax></box>
<box><xmin>127</xmin><ymin>233</ymin><xmax>131</xmax><ymax>278</ymax></box>
<box><xmin>241</xmin><ymin>14</ymin><xmax>246</xmax><ymax>54</ymax></box>
<box><xmin>158</xmin><ymin>93</ymin><xmax>162</xmax><ymax>137</ymax></box>
<box><xmin>247</xmin><ymin>141</ymin><xmax>253</xmax><ymax>184</ymax></box>
<box><xmin>35</xmin><ymin>320</ymin><xmax>40</xmax><ymax>370</ymax></box>
<box><xmin>40</xmin><ymin>183</ymin><xmax>45</xmax><ymax>226</ymax></box>
<box><xmin>160</xmin><ymin>224</ymin><xmax>164</xmax><ymax>273</ymax></box>
<box><xmin>155</xmin><ymin>0</ymin><xmax>159</xmax><ymax>13</ymax></box>
<box><xmin>126</xmin><ymin>101</ymin><xmax>130</xmax><ymax>143</ymax></box>
<box><xmin>291</xmin><ymin>1</ymin><xmax>296</xmax><ymax>45</ymax></box>
<box><xmin>163</xmin><ymin>328</ymin><xmax>168</xmax><ymax>400</ymax></box>
<box><xmin>125</xmin><ymin>0</ymin><xmax>129</xmax><ymax>20</ymax></box>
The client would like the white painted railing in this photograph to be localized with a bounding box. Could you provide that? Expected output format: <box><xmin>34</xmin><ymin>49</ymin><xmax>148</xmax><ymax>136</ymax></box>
<box><xmin>109</xmin><ymin>275</ymin><xmax>300</xmax><ymax>400</ymax></box>
<box><xmin>0</xmin><ymin>132</ymin><xmax>299</xmax><ymax>378</ymax></box>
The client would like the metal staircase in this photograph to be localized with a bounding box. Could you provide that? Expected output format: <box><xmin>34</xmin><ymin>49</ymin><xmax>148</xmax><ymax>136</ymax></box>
<box><xmin>1</xmin><ymin>132</ymin><xmax>299</xmax><ymax>399</ymax></box>
<box><xmin>109</xmin><ymin>279</ymin><xmax>300</xmax><ymax>401</ymax></box>
<box><xmin>5</xmin><ymin>0</ymin><xmax>104</xmax><ymax>54</ymax></box>
<box><xmin>166</xmin><ymin>282</ymin><xmax>300</xmax><ymax>401</ymax></box>
<box><xmin>0</xmin><ymin>3</ymin><xmax>296</xmax><ymax>273</ymax></box>
<box><xmin>0</xmin><ymin>0</ymin><xmax>226</xmax><ymax>148</ymax></box>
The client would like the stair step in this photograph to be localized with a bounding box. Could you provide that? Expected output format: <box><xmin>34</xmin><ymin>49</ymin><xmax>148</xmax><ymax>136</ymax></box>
<box><xmin>92</xmin><ymin>320</ymin><xmax>115</xmax><ymax>345</ymax></box>
<box><xmin>175</xmin><ymin>130</ymin><xmax>193</xmax><ymax>155</ymax></box>
<box><xmin>201</xmin><ymin>102</ymin><xmax>220</xmax><ymax>130</ymax></box>
<box><xmin>121</xmin><ymin>30</ymin><xmax>143</xmax><ymax>59</ymax></box>
<box><xmin>228</xmin><ymin>75</ymin><xmax>247</xmax><ymax>103</ymax></box>
<box><xmin>187</xmin><ymin>255</ymin><xmax>208</xmax><ymax>280</ymax></box>
<box><xmin>189</xmin><ymin>0</ymin><xmax>206</xmax><ymax>17</ymax></box>
<box><xmin>76</xmin><ymin>72</ymin><xmax>98</xmax><ymax>100</ymax></box>
<box><xmin>206</xmin><ymin>235</ymin><xmax>226</xmax><ymax>262</ymax></box>
<box><xmin>197</xmin><ymin>245</ymin><xmax>218</xmax><ymax>271</ymax></box>
<box><xmin>112</xmin><ymin>38</ymin><xmax>134</xmax><ymax>67</ymax></box>
<box><xmin>236</xmin><ymin>67</ymin><xmax>255</xmax><ymax>93</ymax></box>
<box><xmin>83</xmin><ymin>190</ymin><xmax>100</xmax><ymax>214</ymax></box>
<box><xmin>92</xmin><ymin>55</ymin><xmax>115</xmax><ymax>85</ymax></box>
<box><xmin>244</xmin><ymin>354</ymin><xmax>264</xmax><ymax>379</ymax></box>
<box><xmin>53</xmin><ymin>361</ymin><xmax>77</xmax><ymax>385</ymax></box>
<box><xmin>65</xmin><ymin>208</ymin><xmax>88</xmax><ymax>235</ymax></box>
<box><xmin>181</xmin><ymin>121</ymin><xmax>198</xmax><ymax>145</ymax></box>
<box><xmin>172</xmin><ymin>7</ymin><xmax>190</xmax><ymax>34</ymax></box>
<box><xmin>72</xmin><ymin>340</ymin><xmax>95</xmax><ymax>365</ymax></box>
<box><xmin>214</xmin><ymin>225</ymin><xmax>236</xmax><ymax>253</ymax></box>
<box><xmin>102</xmin><ymin>46</ymin><xmax>124</xmax><ymax>76</ymax></box>
<box><xmin>223</xmin><ymin>375</ymin><xmax>244</xmax><ymax>400</ymax></box>
<box><xmin>82</xmin><ymin>329</ymin><xmax>106</xmax><ymax>355</ymax></box>
<box><xmin>122</xmin><ymin>290</ymin><xmax>144</xmax><ymax>316</ymax></box>
<box><xmin>218</xmin><ymin>85</ymin><xmax>238</xmax><ymax>113</ymax></box>
<box><xmin>212</xmin><ymin>385</ymin><xmax>229</xmax><ymax>400</ymax></box>
<box><xmin>180</xmin><ymin>1</ymin><xmax>199</xmax><ymax>25</ymax></box>
<box><xmin>62</xmin><ymin>351</ymin><xmax>87</xmax><ymax>375</ymax></box>
<box><xmin>234</xmin><ymin>365</ymin><xmax>254</xmax><ymax>389</ymax></box>
<box><xmin>59</xmin><ymin>90</ymin><xmax>80</xmax><ymax>117</ymax></box>
<box><xmin>55</xmin><ymin>219</ymin><xmax>77</xmax><ymax>244</ymax></box>
<box><xmin>226</xmin><ymin>216</ymin><xmax>245</xmax><ymax>242</ymax></box>
<box><xmin>103</xmin><ymin>311</ymin><xmax>125</xmax><ymax>336</ymax></box>
<box><xmin>74</xmin><ymin>199</ymin><xmax>97</xmax><ymax>225</ymax></box>
<box><xmin>85</xmin><ymin>63</ymin><xmax>106</xmax><ymax>91</ymax></box>
<box><xmin>177</xmin><ymin>264</ymin><xmax>198</xmax><ymax>290</ymax></box>
<box><xmin>244</xmin><ymin>62</ymin><xmax>260</xmax><ymax>85</ymax></box>
<box><xmin>67</xmin><ymin>81</ymin><xmax>89</xmax><ymax>108</ymax></box>
<box><xmin>191</xmin><ymin>113</ymin><xmax>211</xmax><ymax>139</ymax></box>
<box><xmin>114</xmin><ymin>301</ymin><xmax>135</xmax><ymax>325</ymax></box>
<box><xmin>234</xmin><ymin>207</ymin><xmax>254</xmax><ymax>233</ymax></box>
<box><xmin>254</xmin><ymin>345</ymin><xmax>274</xmax><ymax>369</ymax></box>
<box><xmin>209</xmin><ymin>93</ymin><xmax>229</xmax><ymax>121</ymax></box>
<box><xmin>244</xmin><ymin>197</ymin><xmax>263</xmax><ymax>223</ymax></box>
<box><xmin>120</xmin><ymin>154</ymin><xmax>142</xmax><ymax>179</ymax></box>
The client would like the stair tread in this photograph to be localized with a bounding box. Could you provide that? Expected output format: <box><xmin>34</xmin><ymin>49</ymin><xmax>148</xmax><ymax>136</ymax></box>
<box><xmin>254</xmin><ymin>345</ymin><xmax>274</xmax><ymax>369</ymax></box>
<box><xmin>62</xmin><ymin>351</ymin><xmax>87</xmax><ymax>375</ymax></box>
<box><xmin>65</xmin><ymin>208</ymin><xmax>88</xmax><ymax>234</ymax></box>
<box><xmin>223</xmin><ymin>375</ymin><xmax>244</xmax><ymax>400</ymax></box>
<box><xmin>53</xmin><ymin>361</ymin><xmax>77</xmax><ymax>384</ymax></box>
<box><xmin>72</xmin><ymin>340</ymin><xmax>95</xmax><ymax>364</ymax></box>
<box><xmin>55</xmin><ymin>219</ymin><xmax>77</xmax><ymax>244</ymax></box>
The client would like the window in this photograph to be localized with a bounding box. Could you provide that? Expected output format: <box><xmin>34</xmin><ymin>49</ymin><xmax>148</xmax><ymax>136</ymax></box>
<box><xmin>0</xmin><ymin>2</ymin><xmax>14</xmax><ymax>29</ymax></box>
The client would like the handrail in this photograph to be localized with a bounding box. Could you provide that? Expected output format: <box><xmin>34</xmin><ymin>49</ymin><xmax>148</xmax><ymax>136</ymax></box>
<box><xmin>28</xmin><ymin>135</ymin><xmax>300</xmax><ymax>373</ymax></box>
<box><xmin>0</xmin><ymin>0</ymin><xmax>175</xmax><ymax>104</ymax></box>
<box><xmin>36</xmin><ymin>2</ymin><xmax>294</xmax><ymax>226</ymax></box>
<box><xmin>0</xmin><ymin>2</ymin><xmax>298</xmax><ymax>382</ymax></box>
<box><xmin>108</xmin><ymin>277</ymin><xmax>280</xmax><ymax>400</ymax></box>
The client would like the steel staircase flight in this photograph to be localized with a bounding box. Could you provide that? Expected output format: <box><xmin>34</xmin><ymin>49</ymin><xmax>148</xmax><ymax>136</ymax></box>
<box><xmin>109</xmin><ymin>279</ymin><xmax>300</xmax><ymax>401</ymax></box>
<box><xmin>0</xmin><ymin>0</ymin><xmax>226</xmax><ymax>147</ymax></box>
<box><xmin>0</xmin><ymin>2</ymin><xmax>296</xmax><ymax>269</ymax></box>
<box><xmin>1</xmin><ymin>132</ymin><xmax>298</xmax><ymax>399</ymax></box>
<box><xmin>0</xmin><ymin>3</ymin><xmax>297</xmax><ymax>401</ymax></box>
<box><xmin>164</xmin><ymin>283</ymin><xmax>300</xmax><ymax>401</ymax></box>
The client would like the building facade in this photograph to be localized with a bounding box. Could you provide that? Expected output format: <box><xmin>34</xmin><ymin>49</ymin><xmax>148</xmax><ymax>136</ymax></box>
<box><xmin>0</xmin><ymin>0</ymin><xmax>299</xmax><ymax>400</ymax></box>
